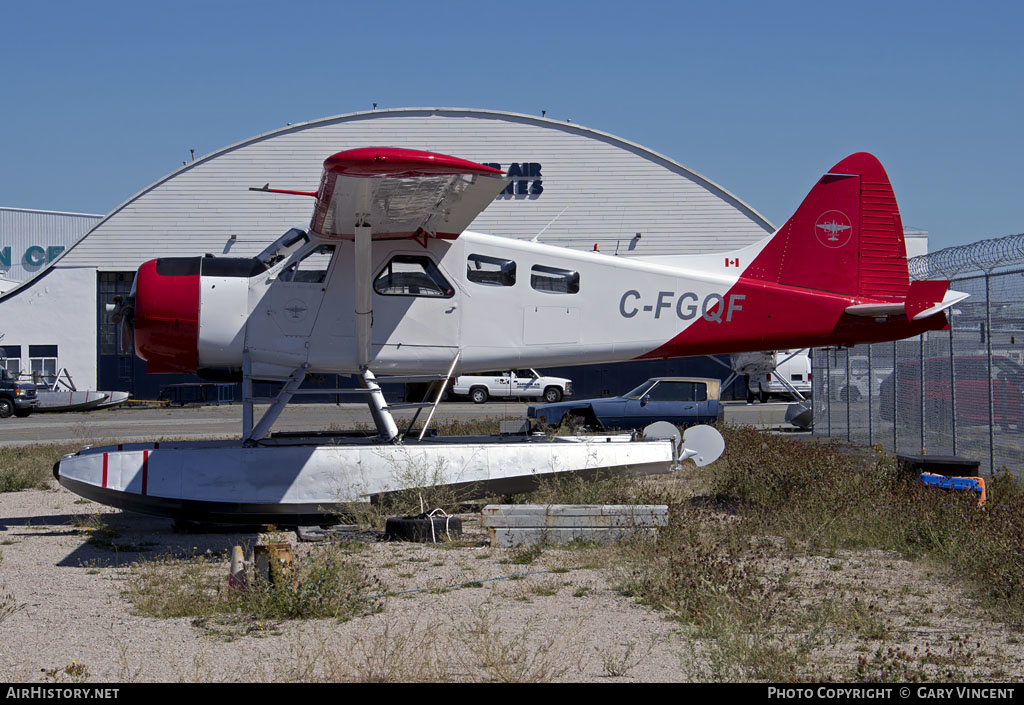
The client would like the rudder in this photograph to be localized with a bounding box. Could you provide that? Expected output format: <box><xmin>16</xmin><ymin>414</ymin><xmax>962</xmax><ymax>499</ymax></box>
<box><xmin>747</xmin><ymin>153</ymin><xmax>910</xmax><ymax>302</ymax></box>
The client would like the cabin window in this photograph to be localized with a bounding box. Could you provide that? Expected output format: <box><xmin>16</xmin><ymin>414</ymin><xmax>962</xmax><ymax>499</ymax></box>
<box><xmin>278</xmin><ymin>245</ymin><xmax>336</xmax><ymax>284</ymax></box>
<box><xmin>467</xmin><ymin>254</ymin><xmax>516</xmax><ymax>287</ymax></box>
<box><xmin>374</xmin><ymin>255</ymin><xmax>454</xmax><ymax>298</ymax></box>
<box><xmin>530</xmin><ymin>265</ymin><xmax>579</xmax><ymax>294</ymax></box>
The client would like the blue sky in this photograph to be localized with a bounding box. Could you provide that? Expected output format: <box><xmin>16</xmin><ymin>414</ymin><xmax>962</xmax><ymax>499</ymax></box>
<box><xmin>1</xmin><ymin>0</ymin><xmax>1021</xmax><ymax>252</ymax></box>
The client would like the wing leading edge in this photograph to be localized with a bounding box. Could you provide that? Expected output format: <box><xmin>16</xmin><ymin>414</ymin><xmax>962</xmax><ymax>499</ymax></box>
<box><xmin>310</xmin><ymin>147</ymin><xmax>507</xmax><ymax>243</ymax></box>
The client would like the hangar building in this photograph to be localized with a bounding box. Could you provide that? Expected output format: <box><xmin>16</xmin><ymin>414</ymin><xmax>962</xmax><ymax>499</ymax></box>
<box><xmin>0</xmin><ymin>108</ymin><xmax>919</xmax><ymax>399</ymax></box>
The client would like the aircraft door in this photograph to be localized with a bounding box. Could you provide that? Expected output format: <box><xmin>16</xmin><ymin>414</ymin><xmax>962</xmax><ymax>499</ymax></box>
<box><xmin>270</xmin><ymin>244</ymin><xmax>336</xmax><ymax>338</ymax></box>
<box><xmin>370</xmin><ymin>254</ymin><xmax>461</xmax><ymax>365</ymax></box>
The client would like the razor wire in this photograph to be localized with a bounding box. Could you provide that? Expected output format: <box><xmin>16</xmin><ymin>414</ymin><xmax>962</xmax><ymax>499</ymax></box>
<box><xmin>910</xmin><ymin>232</ymin><xmax>1024</xmax><ymax>280</ymax></box>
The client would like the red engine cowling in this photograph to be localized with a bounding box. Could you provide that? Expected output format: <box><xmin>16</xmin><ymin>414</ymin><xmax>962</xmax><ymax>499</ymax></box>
<box><xmin>133</xmin><ymin>258</ymin><xmax>200</xmax><ymax>373</ymax></box>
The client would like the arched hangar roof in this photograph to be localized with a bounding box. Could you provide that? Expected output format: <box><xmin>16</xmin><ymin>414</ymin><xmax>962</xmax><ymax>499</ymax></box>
<box><xmin>53</xmin><ymin>108</ymin><xmax>775</xmax><ymax>272</ymax></box>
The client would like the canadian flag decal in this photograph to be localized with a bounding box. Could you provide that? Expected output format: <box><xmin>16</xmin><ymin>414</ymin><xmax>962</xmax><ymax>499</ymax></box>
<box><xmin>725</xmin><ymin>258</ymin><xmax>740</xmax><ymax>267</ymax></box>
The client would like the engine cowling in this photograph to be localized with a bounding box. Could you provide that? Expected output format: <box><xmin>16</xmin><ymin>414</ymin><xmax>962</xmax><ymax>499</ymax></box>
<box><xmin>133</xmin><ymin>258</ymin><xmax>201</xmax><ymax>373</ymax></box>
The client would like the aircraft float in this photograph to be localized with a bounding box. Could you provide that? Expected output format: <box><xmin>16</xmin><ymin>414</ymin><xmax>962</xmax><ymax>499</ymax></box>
<box><xmin>55</xmin><ymin>147</ymin><xmax>965</xmax><ymax>523</ymax></box>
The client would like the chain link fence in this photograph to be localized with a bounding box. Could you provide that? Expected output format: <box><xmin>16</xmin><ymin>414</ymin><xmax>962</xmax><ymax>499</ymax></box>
<box><xmin>813</xmin><ymin>233</ymin><xmax>1024</xmax><ymax>474</ymax></box>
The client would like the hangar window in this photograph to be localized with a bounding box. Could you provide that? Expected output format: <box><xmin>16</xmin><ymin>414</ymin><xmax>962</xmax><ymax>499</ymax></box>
<box><xmin>1</xmin><ymin>345</ymin><xmax>21</xmax><ymax>379</ymax></box>
<box><xmin>530</xmin><ymin>265</ymin><xmax>579</xmax><ymax>294</ymax></box>
<box><xmin>28</xmin><ymin>345</ymin><xmax>58</xmax><ymax>386</ymax></box>
<box><xmin>278</xmin><ymin>245</ymin><xmax>336</xmax><ymax>284</ymax></box>
<box><xmin>467</xmin><ymin>254</ymin><xmax>516</xmax><ymax>287</ymax></box>
<box><xmin>374</xmin><ymin>255</ymin><xmax>454</xmax><ymax>298</ymax></box>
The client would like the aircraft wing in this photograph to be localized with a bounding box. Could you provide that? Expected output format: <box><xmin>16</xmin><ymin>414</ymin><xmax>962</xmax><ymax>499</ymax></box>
<box><xmin>310</xmin><ymin>147</ymin><xmax>507</xmax><ymax>242</ymax></box>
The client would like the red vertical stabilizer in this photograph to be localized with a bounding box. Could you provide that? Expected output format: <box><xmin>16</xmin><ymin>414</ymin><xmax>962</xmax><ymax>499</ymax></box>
<box><xmin>745</xmin><ymin>152</ymin><xmax>910</xmax><ymax>302</ymax></box>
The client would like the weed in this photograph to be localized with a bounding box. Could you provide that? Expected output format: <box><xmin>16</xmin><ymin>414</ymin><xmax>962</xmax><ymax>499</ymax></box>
<box><xmin>45</xmin><ymin>661</ymin><xmax>90</xmax><ymax>684</ymax></box>
<box><xmin>509</xmin><ymin>543</ymin><xmax>543</xmax><ymax>565</ymax></box>
<box><xmin>530</xmin><ymin>578</ymin><xmax>560</xmax><ymax>597</ymax></box>
<box><xmin>0</xmin><ymin>588</ymin><xmax>25</xmax><ymax>626</ymax></box>
<box><xmin>457</xmin><ymin>607</ymin><xmax>578</xmax><ymax>682</ymax></box>
<box><xmin>124</xmin><ymin>543</ymin><xmax>385</xmax><ymax>629</ymax></box>
<box><xmin>598</xmin><ymin>640</ymin><xmax>655</xmax><ymax>678</ymax></box>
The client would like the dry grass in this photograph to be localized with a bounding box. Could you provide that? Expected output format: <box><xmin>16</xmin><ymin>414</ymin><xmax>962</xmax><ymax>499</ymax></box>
<box><xmin>0</xmin><ymin>442</ymin><xmax>80</xmax><ymax>491</ymax></box>
<box><xmin>123</xmin><ymin>541</ymin><xmax>385</xmax><ymax>636</ymax></box>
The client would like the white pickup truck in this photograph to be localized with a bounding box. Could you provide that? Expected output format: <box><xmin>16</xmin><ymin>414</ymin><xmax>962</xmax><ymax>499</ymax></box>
<box><xmin>451</xmin><ymin>369</ymin><xmax>573</xmax><ymax>404</ymax></box>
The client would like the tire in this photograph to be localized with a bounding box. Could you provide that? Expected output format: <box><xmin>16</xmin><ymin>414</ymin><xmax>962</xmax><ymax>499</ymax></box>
<box><xmin>759</xmin><ymin>389</ymin><xmax>769</xmax><ymax>404</ymax></box>
<box><xmin>839</xmin><ymin>386</ymin><xmax>861</xmax><ymax>403</ymax></box>
<box><xmin>0</xmin><ymin>398</ymin><xmax>13</xmax><ymax>419</ymax></box>
<box><xmin>543</xmin><ymin>386</ymin><xmax>563</xmax><ymax>403</ymax></box>
<box><xmin>746</xmin><ymin>387</ymin><xmax>756</xmax><ymax>404</ymax></box>
<box><xmin>385</xmin><ymin>515</ymin><xmax>463</xmax><ymax>543</ymax></box>
<box><xmin>13</xmin><ymin>408</ymin><xmax>31</xmax><ymax>418</ymax></box>
<box><xmin>470</xmin><ymin>387</ymin><xmax>489</xmax><ymax>404</ymax></box>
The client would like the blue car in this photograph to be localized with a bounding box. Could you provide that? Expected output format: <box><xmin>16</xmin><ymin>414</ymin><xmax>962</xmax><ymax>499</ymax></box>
<box><xmin>527</xmin><ymin>377</ymin><xmax>723</xmax><ymax>431</ymax></box>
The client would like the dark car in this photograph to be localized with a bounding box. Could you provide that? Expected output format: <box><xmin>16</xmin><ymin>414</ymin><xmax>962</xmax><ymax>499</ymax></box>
<box><xmin>527</xmin><ymin>377</ymin><xmax>722</xmax><ymax>431</ymax></box>
<box><xmin>878</xmin><ymin>355</ymin><xmax>1024</xmax><ymax>426</ymax></box>
<box><xmin>0</xmin><ymin>368</ymin><xmax>38</xmax><ymax>418</ymax></box>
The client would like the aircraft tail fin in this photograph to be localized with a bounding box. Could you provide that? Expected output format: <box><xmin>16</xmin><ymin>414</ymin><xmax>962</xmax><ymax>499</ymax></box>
<box><xmin>746</xmin><ymin>152</ymin><xmax>910</xmax><ymax>301</ymax></box>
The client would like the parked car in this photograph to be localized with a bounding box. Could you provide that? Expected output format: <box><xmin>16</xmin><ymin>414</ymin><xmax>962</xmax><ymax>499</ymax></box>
<box><xmin>451</xmin><ymin>369</ymin><xmax>573</xmax><ymax>404</ymax></box>
<box><xmin>746</xmin><ymin>350</ymin><xmax>812</xmax><ymax>403</ymax></box>
<box><xmin>528</xmin><ymin>377</ymin><xmax>722</xmax><ymax>431</ymax></box>
<box><xmin>827</xmin><ymin>355</ymin><xmax>893</xmax><ymax>402</ymax></box>
<box><xmin>0</xmin><ymin>367</ymin><xmax>38</xmax><ymax>418</ymax></box>
<box><xmin>878</xmin><ymin>355</ymin><xmax>1024</xmax><ymax>426</ymax></box>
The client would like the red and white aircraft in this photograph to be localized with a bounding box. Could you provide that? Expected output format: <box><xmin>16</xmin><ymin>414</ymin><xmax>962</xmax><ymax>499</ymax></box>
<box><xmin>57</xmin><ymin>148</ymin><xmax>964</xmax><ymax>522</ymax></box>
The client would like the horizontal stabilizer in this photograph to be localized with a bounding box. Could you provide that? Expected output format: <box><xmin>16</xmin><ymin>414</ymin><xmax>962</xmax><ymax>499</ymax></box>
<box><xmin>910</xmin><ymin>286</ymin><xmax>969</xmax><ymax>321</ymax></box>
<box><xmin>843</xmin><ymin>281</ymin><xmax>969</xmax><ymax>320</ymax></box>
<box><xmin>843</xmin><ymin>302</ymin><xmax>905</xmax><ymax>318</ymax></box>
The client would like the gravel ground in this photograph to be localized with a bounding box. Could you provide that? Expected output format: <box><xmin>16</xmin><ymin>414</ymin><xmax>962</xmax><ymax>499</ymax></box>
<box><xmin>2</xmin><ymin>483</ymin><xmax>1023</xmax><ymax>682</ymax></box>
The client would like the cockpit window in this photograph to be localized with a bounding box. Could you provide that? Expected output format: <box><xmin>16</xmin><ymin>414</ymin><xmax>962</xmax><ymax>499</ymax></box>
<box><xmin>278</xmin><ymin>245</ymin><xmax>336</xmax><ymax>284</ymax></box>
<box><xmin>374</xmin><ymin>255</ymin><xmax>454</xmax><ymax>298</ymax></box>
<box><xmin>256</xmin><ymin>228</ymin><xmax>310</xmax><ymax>267</ymax></box>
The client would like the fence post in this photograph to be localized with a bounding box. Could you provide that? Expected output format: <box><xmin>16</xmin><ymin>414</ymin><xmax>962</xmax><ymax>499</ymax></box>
<box><xmin>846</xmin><ymin>349</ymin><xmax>851</xmax><ymax>441</ymax></box>
<box><xmin>920</xmin><ymin>333</ymin><xmax>926</xmax><ymax>454</ymax></box>
<box><xmin>867</xmin><ymin>344</ymin><xmax>873</xmax><ymax>447</ymax></box>
<box><xmin>985</xmin><ymin>273</ymin><xmax>994</xmax><ymax>474</ymax></box>
<box><xmin>892</xmin><ymin>339</ymin><xmax>898</xmax><ymax>452</ymax></box>
<box><xmin>948</xmin><ymin>309</ymin><xmax>957</xmax><ymax>456</ymax></box>
<box><xmin>826</xmin><ymin>348</ymin><xmax>831</xmax><ymax>436</ymax></box>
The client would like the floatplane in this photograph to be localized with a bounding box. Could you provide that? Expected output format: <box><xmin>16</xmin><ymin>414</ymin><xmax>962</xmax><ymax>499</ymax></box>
<box><xmin>55</xmin><ymin>148</ymin><xmax>964</xmax><ymax>522</ymax></box>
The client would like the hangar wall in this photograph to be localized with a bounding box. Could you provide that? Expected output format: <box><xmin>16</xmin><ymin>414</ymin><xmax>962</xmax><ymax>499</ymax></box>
<box><xmin>0</xmin><ymin>208</ymin><xmax>101</xmax><ymax>292</ymax></box>
<box><xmin>0</xmin><ymin>267</ymin><xmax>97</xmax><ymax>387</ymax></box>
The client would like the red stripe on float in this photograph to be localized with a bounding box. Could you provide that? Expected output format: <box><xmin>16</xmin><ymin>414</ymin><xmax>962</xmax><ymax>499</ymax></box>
<box><xmin>102</xmin><ymin>453</ymin><xmax>108</xmax><ymax>488</ymax></box>
<box><xmin>141</xmin><ymin>450</ymin><xmax>148</xmax><ymax>496</ymax></box>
